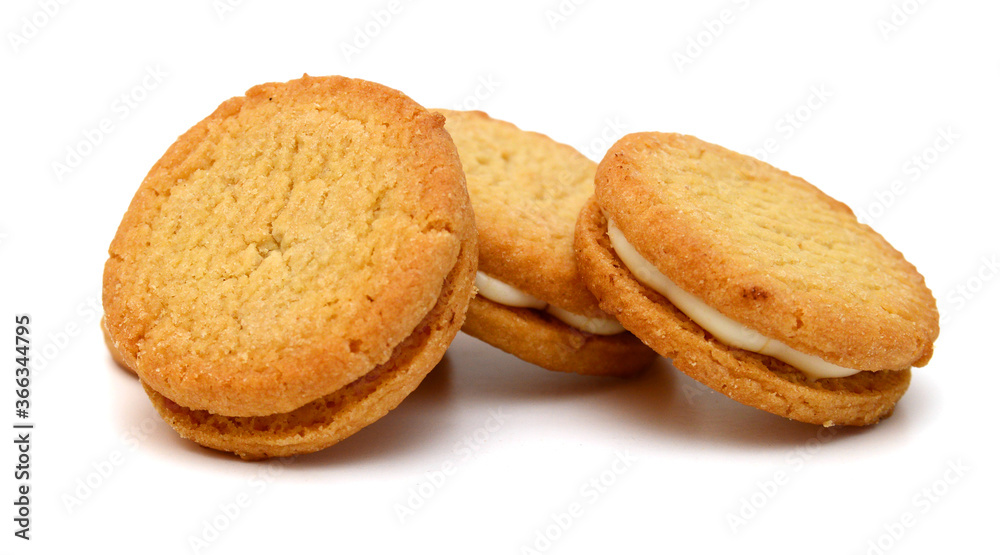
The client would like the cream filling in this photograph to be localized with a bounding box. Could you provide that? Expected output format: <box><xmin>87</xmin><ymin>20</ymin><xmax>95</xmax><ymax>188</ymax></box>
<box><xmin>474</xmin><ymin>272</ymin><xmax>626</xmax><ymax>335</ymax></box>
<box><xmin>605</xmin><ymin>219</ymin><xmax>861</xmax><ymax>380</ymax></box>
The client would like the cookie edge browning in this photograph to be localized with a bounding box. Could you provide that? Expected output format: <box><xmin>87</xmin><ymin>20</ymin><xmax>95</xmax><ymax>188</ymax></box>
<box><xmin>596</xmin><ymin>132</ymin><xmax>939</xmax><ymax>371</ymax></box>
<box><xmin>461</xmin><ymin>295</ymin><xmax>656</xmax><ymax>377</ymax></box>
<box><xmin>143</xmin><ymin>208</ymin><xmax>477</xmax><ymax>460</ymax></box>
<box><xmin>102</xmin><ymin>317</ymin><xmax>134</xmax><ymax>373</ymax></box>
<box><xmin>436</xmin><ymin>109</ymin><xmax>607</xmax><ymax>318</ymax></box>
<box><xmin>575</xmin><ymin>196</ymin><xmax>910</xmax><ymax>426</ymax></box>
<box><xmin>104</xmin><ymin>75</ymin><xmax>469</xmax><ymax>417</ymax></box>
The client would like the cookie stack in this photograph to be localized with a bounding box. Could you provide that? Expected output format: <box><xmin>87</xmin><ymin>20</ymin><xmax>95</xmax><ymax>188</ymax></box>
<box><xmin>103</xmin><ymin>75</ymin><xmax>938</xmax><ymax>459</ymax></box>
<box><xmin>438</xmin><ymin>109</ymin><xmax>655</xmax><ymax>377</ymax></box>
<box><xmin>103</xmin><ymin>76</ymin><xmax>476</xmax><ymax>459</ymax></box>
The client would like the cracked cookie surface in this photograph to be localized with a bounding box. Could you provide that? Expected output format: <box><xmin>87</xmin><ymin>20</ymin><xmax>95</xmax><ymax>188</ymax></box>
<box><xmin>437</xmin><ymin>109</ymin><xmax>603</xmax><ymax>317</ymax></box>
<box><xmin>104</xmin><ymin>75</ymin><xmax>471</xmax><ymax>418</ymax></box>
<box><xmin>144</xmin><ymin>232</ymin><xmax>477</xmax><ymax>459</ymax></box>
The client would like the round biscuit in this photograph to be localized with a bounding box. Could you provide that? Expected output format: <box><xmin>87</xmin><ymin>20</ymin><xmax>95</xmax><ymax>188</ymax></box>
<box><xmin>575</xmin><ymin>197</ymin><xmax>912</xmax><ymax>426</ymax></box>
<box><xmin>437</xmin><ymin>109</ymin><xmax>603</xmax><ymax>317</ymax></box>
<box><xmin>438</xmin><ymin>110</ymin><xmax>655</xmax><ymax>375</ymax></box>
<box><xmin>596</xmin><ymin>132</ymin><xmax>938</xmax><ymax>371</ymax></box>
<box><xmin>104</xmin><ymin>75</ymin><xmax>470</xmax><ymax>417</ymax></box>
<box><xmin>145</xmin><ymin>234</ymin><xmax>477</xmax><ymax>460</ymax></box>
<box><xmin>462</xmin><ymin>296</ymin><xmax>656</xmax><ymax>377</ymax></box>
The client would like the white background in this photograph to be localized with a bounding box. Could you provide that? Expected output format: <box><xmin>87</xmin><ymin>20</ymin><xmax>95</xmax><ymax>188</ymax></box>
<box><xmin>2</xmin><ymin>1</ymin><xmax>997</xmax><ymax>553</ymax></box>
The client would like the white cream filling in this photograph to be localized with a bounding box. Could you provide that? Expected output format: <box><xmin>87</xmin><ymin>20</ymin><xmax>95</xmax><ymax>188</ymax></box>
<box><xmin>474</xmin><ymin>272</ymin><xmax>626</xmax><ymax>335</ymax></box>
<box><xmin>605</xmin><ymin>219</ymin><xmax>861</xmax><ymax>380</ymax></box>
<box><xmin>474</xmin><ymin>272</ymin><xmax>547</xmax><ymax>309</ymax></box>
<box><xmin>544</xmin><ymin>305</ymin><xmax>627</xmax><ymax>336</ymax></box>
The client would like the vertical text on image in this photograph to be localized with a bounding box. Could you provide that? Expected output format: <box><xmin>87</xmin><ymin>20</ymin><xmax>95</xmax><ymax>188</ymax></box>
<box><xmin>14</xmin><ymin>315</ymin><xmax>34</xmax><ymax>541</ymax></box>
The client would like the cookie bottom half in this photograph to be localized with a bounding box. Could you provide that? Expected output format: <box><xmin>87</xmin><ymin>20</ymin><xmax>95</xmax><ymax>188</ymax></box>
<box><xmin>462</xmin><ymin>295</ymin><xmax>656</xmax><ymax>377</ymax></box>
<box><xmin>143</xmin><ymin>237</ymin><xmax>477</xmax><ymax>460</ymax></box>
<box><xmin>574</xmin><ymin>196</ymin><xmax>910</xmax><ymax>426</ymax></box>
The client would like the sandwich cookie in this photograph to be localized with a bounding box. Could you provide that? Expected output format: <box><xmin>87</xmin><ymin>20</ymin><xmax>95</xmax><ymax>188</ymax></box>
<box><xmin>438</xmin><ymin>110</ymin><xmax>655</xmax><ymax>376</ymax></box>
<box><xmin>103</xmin><ymin>75</ymin><xmax>476</xmax><ymax>459</ymax></box>
<box><xmin>575</xmin><ymin>133</ymin><xmax>938</xmax><ymax>425</ymax></box>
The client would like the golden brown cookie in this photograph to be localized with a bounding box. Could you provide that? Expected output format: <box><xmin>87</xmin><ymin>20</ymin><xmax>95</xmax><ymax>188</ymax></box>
<box><xmin>145</xmin><ymin>238</ymin><xmax>475</xmax><ymax>460</ymax></box>
<box><xmin>437</xmin><ymin>110</ymin><xmax>655</xmax><ymax>376</ymax></box>
<box><xmin>575</xmin><ymin>133</ymin><xmax>938</xmax><ymax>425</ymax></box>
<box><xmin>104</xmin><ymin>75</ymin><xmax>476</xmax><ymax>457</ymax></box>
<box><xmin>462</xmin><ymin>296</ymin><xmax>654</xmax><ymax>377</ymax></box>
<box><xmin>101</xmin><ymin>317</ymin><xmax>133</xmax><ymax>373</ymax></box>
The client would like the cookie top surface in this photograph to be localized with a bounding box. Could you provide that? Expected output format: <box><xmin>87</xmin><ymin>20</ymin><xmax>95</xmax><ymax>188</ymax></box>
<box><xmin>104</xmin><ymin>75</ymin><xmax>470</xmax><ymax>417</ymax></box>
<box><xmin>145</xmin><ymin>224</ymin><xmax>478</xmax><ymax>459</ymax></box>
<box><xmin>596</xmin><ymin>133</ymin><xmax>938</xmax><ymax>371</ymax></box>
<box><xmin>437</xmin><ymin>109</ymin><xmax>603</xmax><ymax>317</ymax></box>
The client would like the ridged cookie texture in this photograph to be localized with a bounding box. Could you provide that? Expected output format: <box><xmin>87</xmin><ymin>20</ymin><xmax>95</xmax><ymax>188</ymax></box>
<box><xmin>596</xmin><ymin>133</ymin><xmax>938</xmax><ymax>371</ymax></box>
<box><xmin>103</xmin><ymin>75</ymin><xmax>476</xmax><ymax>457</ymax></box>
<box><xmin>576</xmin><ymin>133</ymin><xmax>938</xmax><ymax>425</ymax></box>
<box><xmin>576</xmin><ymin>198</ymin><xmax>910</xmax><ymax>426</ymax></box>
<box><xmin>437</xmin><ymin>110</ymin><xmax>655</xmax><ymax>376</ymax></box>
